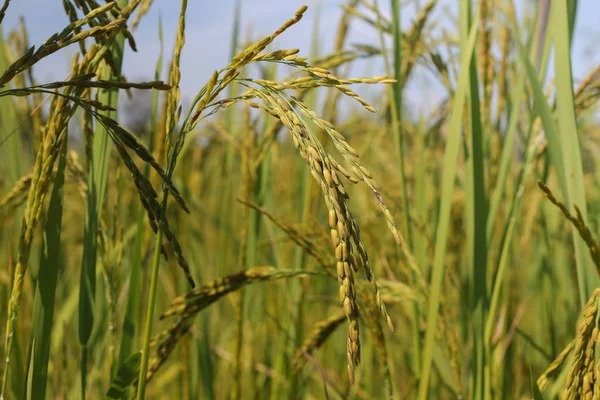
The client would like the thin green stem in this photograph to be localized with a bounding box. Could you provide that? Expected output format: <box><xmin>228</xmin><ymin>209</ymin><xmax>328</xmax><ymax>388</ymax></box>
<box><xmin>136</xmin><ymin>217</ymin><xmax>166</xmax><ymax>399</ymax></box>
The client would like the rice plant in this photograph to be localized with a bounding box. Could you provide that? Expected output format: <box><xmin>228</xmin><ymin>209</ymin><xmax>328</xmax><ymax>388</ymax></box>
<box><xmin>1</xmin><ymin>0</ymin><xmax>600</xmax><ymax>399</ymax></box>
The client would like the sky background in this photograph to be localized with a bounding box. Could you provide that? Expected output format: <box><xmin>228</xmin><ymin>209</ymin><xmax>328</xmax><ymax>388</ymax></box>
<box><xmin>3</xmin><ymin>0</ymin><xmax>600</xmax><ymax>119</ymax></box>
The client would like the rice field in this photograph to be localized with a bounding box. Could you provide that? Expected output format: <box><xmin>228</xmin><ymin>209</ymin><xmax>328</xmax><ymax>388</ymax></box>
<box><xmin>1</xmin><ymin>0</ymin><xmax>600</xmax><ymax>399</ymax></box>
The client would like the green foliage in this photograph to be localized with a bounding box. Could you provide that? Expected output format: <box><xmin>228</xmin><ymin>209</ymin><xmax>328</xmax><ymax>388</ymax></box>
<box><xmin>106</xmin><ymin>352</ymin><xmax>142</xmax><ymax>399</ymax></box>
<box><xmin>1</xmin><ymin>1</ymin><xmax>600</xmax><ymax>399</ymax></box>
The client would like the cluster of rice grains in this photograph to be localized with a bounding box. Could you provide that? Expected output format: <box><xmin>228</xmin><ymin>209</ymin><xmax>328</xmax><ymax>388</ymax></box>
<box><xmin>146</xmin><ymin>267</ymin><xmax>311</xmax><ymax>385</ymax></box>
<box><xmin>215</xmin><ymin>8</ymin><xmax>402</xmax><ymax>384</ymax></box>
<box><xmin>146</xmin><ymin>5</ymin><xmax>403</xmax><ymax>385</ymax></box>
<box><xmin>563</xmin><ymin>289</ymin><xmax>600</xmax><ymax>399</ymax></box>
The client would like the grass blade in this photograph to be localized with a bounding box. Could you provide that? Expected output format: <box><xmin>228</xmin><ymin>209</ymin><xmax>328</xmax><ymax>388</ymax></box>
<box><xmin>105</xmin><ymin>352</ymin><xmax>142</xmax><ymax>399</ymax></box>
<box><xmin>418</xmin><ymin>8</ymin><xmax>480</xmax><ymax>399</ymax></box>
<box><xmin>514</xmin><ymin>4</ymin><xmax>598</xmax><ymax>307</ymax></box>
<box><xmin>551</xmin><ymin>0</ymin><xmax>598</xmax><ymax>305</ymax></box>
<box><xmin>462</xmin><ymin>0</ymin><xmax>487</xmax><ymax>396</ymax></box>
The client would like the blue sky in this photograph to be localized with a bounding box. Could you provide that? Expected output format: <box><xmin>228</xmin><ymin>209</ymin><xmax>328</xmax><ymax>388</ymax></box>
<box><xmin>3</xmin><ymin>1</ymin><xmax>600</xmax><ymax>117</ymax></box>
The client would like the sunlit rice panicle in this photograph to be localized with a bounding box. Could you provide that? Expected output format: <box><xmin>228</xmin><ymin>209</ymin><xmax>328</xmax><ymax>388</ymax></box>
<box><xmin>329</xmin><ymin>203</ymin><xmax>361</xmax><ymax>385</ymax></box>
<box><xmin>143</xmin><ymin>318</ymin><xmax>194</xmax><ymax>385</ymax></box>
<box><xmin>0</xmin><ymin>172</ymin><xmax>33</xmax><ymax>213</ymax></box>
<box><xmin>333</xmin><ymin>0</ymin><xmax>359</xmax><ymax>54</ymax></box>
<box><xmin>62</xmin><ymin>0</ymin><xmax>86</xmax><ymax>55</ymax></box>
<box><xmin>575</xmin><ymin>64</ymin><xmax>600</xmax><ymax>99</ymax></box>
<box><xmin>537</xmin><ymin>339</ymin><xmax>575</xmax><ymax>391</ymax></box>
<box><xmin>0</xmin><ymin>4</ymin><xmax>124</xmax><ymax>88</ymax></box>
<box><xmin>249</xmin><ymin>48</ymin><xmax>303</xmax><ymax>64</ymax></box>
<box><xmin>402</xmin><ymin>0</ymin><xmax>437</xmax><ymax>79</ymax></box>
<box><xmin>246</xmin><ymin>90</ymin><xmax>366</xmax><ymax>381</ymax></box>
<box><xmin>292</xmin><ymin>312</ymin><xmax>347</xmax><ymax>371</ymax></box>
<box><xmin>237</xmin><ymin>86</ymin><xmax>401</xmax><ymax>383</ymax></box>
<box><xmin>247</xmin><ymin>75</ymin><xmax>395</xmax><ymax>94</ymax></box>
<box><xmin>575</xmin><ymin>65</ymin><xmax>600</xmax><ymax>113</ymax></box>
<box><xmin>228</xmin><ymin>5</ymin><xmax>308</xmax><ymax>71</ymax></box>
<box><xmin>538</xmin><ymin>181</ymin><xmax>600</xmax><ymax>271</ymax></box>
<box><xmin>190</xmin><ymin>70</ymin><xmax>218</xmax><ymax>124</ymax></box>
<box><xmin>237</xmin><ymin>199</ymin><xmax>332</xmax><ymax>269</ymax></box>
<box><xmin>165</xmin><ymin>0</ymin><xmax>187</xmax><ymax>142</ymax></box>
<box><xmin>119</xmin><ymin>0</ymin><xmax>145</xmax><ymax>19</ymax></box>
<box><xmin>340</xmin><ymin>5</ymin><xmax>387</xmax><ymax>34</ymax></box>
<box><xmin>131</xmin><ymin>0</ymin><xmax>153</xmax><ymax>30</ymax></box>
<box><xmin>293</xmin><ymin>103</ymin><xmax>403</xmax><ymax>246</ymax></box>
<box><xmin>563</xmin><ymin>289</ymin><xmax>600</xmax><ymax>399</ymax></box>
<box><xmin>161</xmin><ymin>267</ymin><xmax>310</xmax><ymax>320</ymax></box>
<box><xmin>406</xmin><ymin>0</ymin><xmax>437</xmax><ymax>43</ymax></box>
<box><xmin>137</xmin><ymin>267</ymin><xmax>311</xmax><ymax>384</ymax></box>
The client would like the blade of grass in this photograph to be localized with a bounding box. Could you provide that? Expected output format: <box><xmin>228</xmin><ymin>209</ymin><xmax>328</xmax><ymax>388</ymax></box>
<box><xmin>461</xmin><ymin>0</ymin><xmax>487</xmax><ymax>397</ymax></box>
<box><xmin>531</xmin><ymin>367</ymin><xmax>545</xmax><ymax>400</ymax></box>
<box><xmin>551</xmin><ymin>0</ymin><xmax>597</xmax><ymax>305</ymax></box>
<box><xmin>566</xmin><ymin>0</ymin><xmax>578</xmax><ymax>44</ymax></box>
<box><xmin>413</xmin><ymin>117</ymin><xmax>428</xmax><ymax>268</ymax></box>
<box><xmin>514</xmin><ymin>29</ymin><xmax>566</xmax><ymax>206</ymax></box>
<box><xmin>25</xmin><ymin>341</ymin><xmax>33</xmax><ymax>400</ymax></box>
<box><xmin>514</xmin><ymin>6</ymin><xmax>597</xmax><ymax>308</ymax></box>
<box><xmin>105</xmin><ymin>352</ymin><xmax>142</xmax><ymax>399</ymax></box>
<box><xmin>418</xmin><ymin>9</ymin><xmax>480</xmax><ymax>399</ymax></box>
<box><xmin>485</xmin><ymin>0</ymin><xmax>555</xmax><ymax>351</ymax></box>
